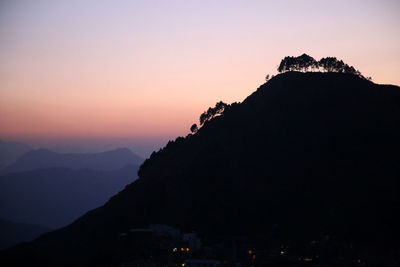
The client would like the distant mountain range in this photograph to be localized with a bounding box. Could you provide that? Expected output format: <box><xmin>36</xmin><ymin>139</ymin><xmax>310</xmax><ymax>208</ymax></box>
<box><xmin>0</xmin><ymin>219</ymin><xmax>50</xmax><ymax>250</ymax></box>
<box><xmin>1</xmin><ymin>72</ymin><xmax>398</xmax><ymax>266</ymax></box>
<box><xmin>0</xmin><ymin>140</ymin><xmax>31</xmax><ymax>169</ymax></box>
<box><xmin>0</xmin><ymin>164</ymin><xmax>140</xmax><ymax>229</ymax></box>
<box><xmin>1</xmin><ymin>147</ymin><xmax>143</xmax><ymax>174</ymax></box>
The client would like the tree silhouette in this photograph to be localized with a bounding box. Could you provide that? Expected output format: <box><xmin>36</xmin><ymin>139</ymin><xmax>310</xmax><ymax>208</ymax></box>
<box><xmin>190</xmin><ymin>123</ymin><xmax>198</xmax><ymax>133</ymax></box>
<box><xmin>318</xmin><ymin>57</ymin><xmax>363</xmax><ymax>76</ymax></box>
<box><xmin>297</xmin><ymin>53</ymin><xmax>318</xmax><ymax>71</ymax></box>
<box><xmin>199</xmin><ymin>101</ymin><xmax>229</xmax><ymax>126</ymax></box>
<box><xmin>278</xmin><ymin>56</ymin><xmax>296</xmax><ymax>72</ymax></box>
<box><xmin>278</xmin><ymin>54</ymin><xmax>317</xmax><ymax>72</ymax></box>
<box><xmin>319</xmin><ymin>57</ymin><xmax>343</xmax><ymax>72</ymax></box>
<box><xmin>277</xmin><ymin>54</ymin><xmax>367</xmax><ymax>79</ymax></box>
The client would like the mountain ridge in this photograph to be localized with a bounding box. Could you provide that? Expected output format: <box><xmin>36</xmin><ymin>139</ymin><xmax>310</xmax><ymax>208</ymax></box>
<box><xmin>0</xmin><ymin>140</ymin><xmax>31</xmax><ymax>169</ymax></box>
<box><xmin>0</xmin><ymin>164</ymin><xmax>140</xmax><ymax>228</ymax></box>
<box><xmin>1</xmin><ymin>147</ymin><xmax>143</xmax><ymax>174</ymax></box>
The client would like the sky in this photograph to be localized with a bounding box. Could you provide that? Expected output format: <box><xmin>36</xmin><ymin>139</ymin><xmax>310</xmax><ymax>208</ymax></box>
<box><xmin>0</xmin><ymin>0</ymin><xmax>399</xmax><ymax>155</ymax></box>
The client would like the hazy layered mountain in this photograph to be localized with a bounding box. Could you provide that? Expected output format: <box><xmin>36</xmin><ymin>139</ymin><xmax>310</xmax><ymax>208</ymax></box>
<box><xmin>2</xmin><ymin>72</ymin><xmax>399</xmax><ymax>266</ymax></box>
<box><xmin>1</xmin><ymin>147</ymin><xmax>143</xmax><ymax>174</ymax></box>
<box><xmin>0</xmin><ymin>164</ymin><xmax>139</xmax><ymax>228</ymax></box>
<box><xmin>0</xmin><ymin>140</ymin><xmax>31</xmax><ymax>169</ymax></box>
<box><xmin>0</xmin><ymin>219</ymin><xmax>50</xmax><ymax>250</ymax></box>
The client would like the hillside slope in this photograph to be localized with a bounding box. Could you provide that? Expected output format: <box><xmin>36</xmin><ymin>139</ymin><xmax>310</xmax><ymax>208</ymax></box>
<box><xmin>1</xmin><ymin>72</ymin><xmax>399</xmax><ymax>266</ymax></box>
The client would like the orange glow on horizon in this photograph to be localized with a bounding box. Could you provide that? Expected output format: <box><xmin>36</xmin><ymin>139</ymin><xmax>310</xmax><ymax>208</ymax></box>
<box><xmin>1</xmin><ymin>1</ymin><xmax>399</xmax><ymax>140</ymax></box>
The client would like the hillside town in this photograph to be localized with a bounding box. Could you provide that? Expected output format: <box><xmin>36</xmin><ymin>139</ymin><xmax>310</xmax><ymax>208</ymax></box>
<box><xmin>118</xmin><ymin>224</ymin><xmax>370</xmax><ymax>267</ymax></box>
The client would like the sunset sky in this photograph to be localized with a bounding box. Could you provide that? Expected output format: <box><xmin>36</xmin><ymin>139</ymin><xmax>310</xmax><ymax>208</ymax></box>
<box><xmin>1</xmin><ymin>0</ymin><xmax>399</xmax><ymax>153</ymax></box>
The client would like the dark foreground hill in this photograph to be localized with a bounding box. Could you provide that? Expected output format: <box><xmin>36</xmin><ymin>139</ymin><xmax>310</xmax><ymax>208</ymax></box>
<box><xmin>0</xmin><ymin>164</ymin><xmax>140</xmax><ymax>228</ymax></box>
<box><xmin>1</xmin><ymin>72</ymin><xmax>399</xmax><ymax>266</ymax></box>
<box><xmin>1</xmin><ymin>147</ymin><xmax>143</xmax><ymax>174</ymax></box>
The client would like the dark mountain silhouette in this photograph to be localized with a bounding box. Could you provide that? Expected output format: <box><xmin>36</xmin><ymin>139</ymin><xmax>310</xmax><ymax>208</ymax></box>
<box><xmin>0</xmin><ymin>165</ymin><xmax>139</xmax><ymax>228</ymax></box>
<box><xmin>1</xmin><ymin>72</ymin><xmax>399</xmax><ymax>266</ymax></box>
<box><xmin>1</xmin><ymin>147</ymin><xmax>143</xmax><ymax>174</ymax></box>
<box><xmin>0</xmin><ymin>140</ymin><xmax>31</xmax><ymax>169</ymax></box>
<box><xmin>0</xmin><ymin>219</ymin><xmax>50</xmax><ymax>250</ymax></box>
